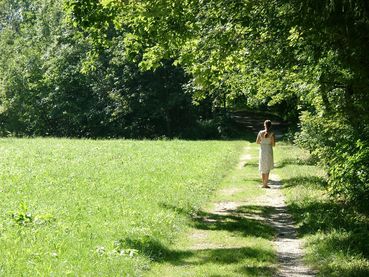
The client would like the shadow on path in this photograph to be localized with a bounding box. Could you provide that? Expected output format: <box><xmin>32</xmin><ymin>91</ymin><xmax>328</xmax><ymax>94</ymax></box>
<box><xmin>280</xmin><ymin>175</ymin><xmax>369</xmax><ymax>276</ymax></box>
<box><xmin>139</xmin><ymin>203</ymin><xmax>278</xmax><ymax>276</ymax></box>
<box><xmin>191</xmin><ymin>207</ymin><xmax>275</xmax><ymax>240</ymax></box>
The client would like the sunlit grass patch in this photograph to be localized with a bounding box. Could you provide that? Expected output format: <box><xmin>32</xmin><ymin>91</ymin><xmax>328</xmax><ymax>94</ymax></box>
<box><xmin>0</xmin><ymin>138</ymin><xmax>244</xmax><ymax>275</ymax></box>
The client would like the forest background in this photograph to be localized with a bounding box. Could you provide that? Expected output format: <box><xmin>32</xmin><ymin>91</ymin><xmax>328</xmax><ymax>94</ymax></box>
<box><xmin>0</xmin><ymin>0</ymin><xmax>368</xmax><ymax>210</ymax></box>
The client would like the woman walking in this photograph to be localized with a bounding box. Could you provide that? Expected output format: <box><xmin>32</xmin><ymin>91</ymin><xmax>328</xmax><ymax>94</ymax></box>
<box><xmin>256</xmin><ymin>120</ymin><xmax>275</xmax><ymax>188</ymax></box>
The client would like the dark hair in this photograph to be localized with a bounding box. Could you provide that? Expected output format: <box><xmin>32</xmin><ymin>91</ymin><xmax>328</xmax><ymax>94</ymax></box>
<box><xmin>264</xmin><ymin>120</ymin><xmax>272</xmax><ymax>138</ymax></box>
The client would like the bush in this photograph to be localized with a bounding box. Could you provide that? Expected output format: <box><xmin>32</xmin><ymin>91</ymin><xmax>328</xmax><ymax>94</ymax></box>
<box><xmin>296</xmin><ymin>111</ymin><xmax>369</xmax><ymax>211</ymax></box>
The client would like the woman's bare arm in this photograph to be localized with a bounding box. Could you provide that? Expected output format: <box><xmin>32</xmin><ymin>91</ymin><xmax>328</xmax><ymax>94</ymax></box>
<box><xmin>256</xmin><ymin>132</ymin><xmax>261</xmax><ymax>144</ymax></box>
<box><xmin>271</xmin><ymin>133</ymin><xmax>276</xmax><ymax>147</ymax></box>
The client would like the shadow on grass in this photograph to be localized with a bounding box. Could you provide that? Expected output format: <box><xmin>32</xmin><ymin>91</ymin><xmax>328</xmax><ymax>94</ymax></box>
<box><xmin>192</xmin><ymin>206</ymin><xmax>275</xmax><ymax>240</ymax></box>
<box><xmin>133</xmin><ymin>193</ymin><xmax>369</xmax><ymax>276</ymax></box>
<box><xmin>237</xmin><ymin>265</ymin><xmax>277</xmax><ymax>277</ymax></box>
<box><xmin>160</xmin><ymin>203</ymin><xmax>275</xmax><ymax>240</ymax></box>
<box><xmin>285</xmin><ymin>174</ymin><xmax>369</xmax><ymax>276</ymax></box>
<box><xmin>282</xmin><ymin>175</ymin><xmax>327</xmax><ymax>189</ymax></box>
<box><xmin>119</xmin><ymin>233</ymin><xmax>275</xmax><ymax>275</ymax></box>
<box><xmin>143</xmin><ymin>203</ymin><xmax>277</xmax><ymax>275</ymax></box>
<box><xmin>244</xmin><ymin>162</ymin><xmax>259</xmax><ymax>168</ymax></box>
<box><xmin>288</xmin><ymin>200</ymin><xmax>369</xmax><ymax>254</ymax></box>
<box><xmin>164</xmin><ymin>246</ymin><xmax>275</xmax><ymax>266</ymax></box>
<box><xmin>159</xmin><ymin>202</ymin><xmax>194</xmax><ymax>216</ymax></box>
<box><xmin>123</xmin><ymin>236</ymin><xmax>275</xmax><ymax>272</ymax></box>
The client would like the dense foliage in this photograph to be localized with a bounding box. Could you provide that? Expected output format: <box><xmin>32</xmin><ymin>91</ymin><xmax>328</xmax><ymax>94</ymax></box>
<box><xmin>0</xmin><ymin>0</ymin><xmax>216</xmax><ymax>138</ymax></box>
<box><xmin>66</xmin><ymin>0</ymin><xmax>369</xmax><ymax>209</ymax></box>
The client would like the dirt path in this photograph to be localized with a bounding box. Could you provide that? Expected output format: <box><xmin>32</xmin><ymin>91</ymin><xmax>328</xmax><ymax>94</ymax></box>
<box><xmin>147</xmin><ymin>146</ymin><xmax>316</xmax><ymax>276</ymax></box>
<box><xmin>258</xmin><ymin>174</ymin><xmax>316</xmax><ymax>277</ymax></box>
<box><xmin>190</xmin><ymin>150</ymin><xmax>316</xmax><ymax>276</ymax></box>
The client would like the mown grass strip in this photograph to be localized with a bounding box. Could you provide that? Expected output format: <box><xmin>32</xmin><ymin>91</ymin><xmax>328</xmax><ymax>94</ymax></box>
<box><xmin>147</xmin><ymin>142</ymin><xmax>277</xmax><ymax>277</ymax></box>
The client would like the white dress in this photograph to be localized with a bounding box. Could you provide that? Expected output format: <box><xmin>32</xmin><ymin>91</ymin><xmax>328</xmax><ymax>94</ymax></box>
<box><xmin>258</xmin><ymin>131</ymin><xmax>274</xmax><ymax>174</ymax></box>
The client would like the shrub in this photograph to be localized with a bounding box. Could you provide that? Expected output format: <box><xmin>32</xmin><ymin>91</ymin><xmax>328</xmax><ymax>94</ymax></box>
<box><xmin>296</xmin><ymin>112</ymin><xmax>369</xmax><ymax>211</ymax></box>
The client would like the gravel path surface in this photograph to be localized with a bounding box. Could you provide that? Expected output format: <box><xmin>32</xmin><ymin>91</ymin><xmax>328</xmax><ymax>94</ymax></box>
<box><xmin>232</xmin><ymin>112</ymin><xmax>314</xmax><ymax>275</ymax></box>
<box><xmin>193</xmin><ymin>150</ymin><xmax>316</xmax><ymax>276</ymax></box>
<box><xmin>259</xmin><ymin>174</ymin><xmax>316</xmax><ymax>277</ymax></box>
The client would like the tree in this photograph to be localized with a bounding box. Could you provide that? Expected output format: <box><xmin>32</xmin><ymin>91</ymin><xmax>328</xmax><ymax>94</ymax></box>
<box><xmin>0</xmin><ymin>0</ymin><xmax>199</xmax><ymax>138</ymax></box>
<box><xmin>66</xmin><ymin>0</ymin><xmax>369</xmax><ymax>208</ymax></box>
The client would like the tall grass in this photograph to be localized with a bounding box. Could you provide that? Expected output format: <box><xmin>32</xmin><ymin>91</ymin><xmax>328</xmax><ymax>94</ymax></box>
<box><xmin>0</xmin><ymin>138</ymin><xmax>244</xmax><ymax>275</ymax></box>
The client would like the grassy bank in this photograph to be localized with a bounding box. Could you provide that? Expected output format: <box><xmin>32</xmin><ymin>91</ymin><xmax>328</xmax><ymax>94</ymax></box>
<box><xmin>0</xmin><ymin>138</ymin><xmax>244</xmax><ymax>275</ymax></box>
<box><xmin>274</xmin><ymin>143</ymin><xmax>369</xmax><ymax>277</ymax></box>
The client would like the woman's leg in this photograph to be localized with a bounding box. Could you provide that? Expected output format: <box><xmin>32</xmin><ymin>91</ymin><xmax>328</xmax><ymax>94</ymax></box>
<box><xmin>265</xmin><ymin>172</ymin><xmax>270</xmax><ymax>185</ymax></box>
<box><xmin>261</xmin><ymin>173</ymin><xmax>270</xmax><ymax>188</ymax></box>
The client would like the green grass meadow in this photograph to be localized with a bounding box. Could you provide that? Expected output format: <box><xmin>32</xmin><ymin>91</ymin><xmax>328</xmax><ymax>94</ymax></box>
<box><xmin>2</xmin><ymin>138</ymin><xmax>368</xmax><ymax>276</ymax></box>
<box><xmin>274</xmin><ymin>144</ymin><xmax>369</xmax><ymax>277</ymax></box>
<box><xmin>0</xmin><ymin>138</ymin><xmax>244</xmax><ymax>275</ymax></box>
